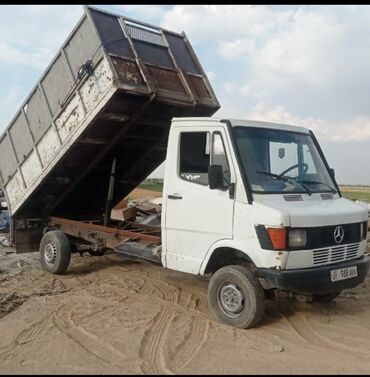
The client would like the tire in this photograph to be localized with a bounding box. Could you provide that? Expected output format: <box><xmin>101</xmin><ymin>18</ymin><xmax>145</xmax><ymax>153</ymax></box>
<box><xmin>39</xmin><ymin>230</ymin><xmax>71</xmax><ymax>274</ymax></box>
<box><xmin>207</xmin><ymin>265</ymin><xmax>265</xmax><ymax>329</ymax></box>
<box><xmin>312</xmin><ymin>290</ymin><xmax>342</xmax><ymax>302</ymax></box>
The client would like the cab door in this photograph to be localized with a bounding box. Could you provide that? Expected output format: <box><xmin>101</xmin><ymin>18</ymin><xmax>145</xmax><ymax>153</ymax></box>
<box><xmin>163</xmin><ymin>126</ymin><xmax>235</xmax><ymax>274</ymax></box>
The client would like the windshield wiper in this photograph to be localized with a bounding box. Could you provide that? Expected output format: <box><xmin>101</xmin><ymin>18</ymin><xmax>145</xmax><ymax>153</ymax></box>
<box><xmin>296</xmin><ymin>179</ymin><xmax>337</xmax><ymax>194</ymax></box>
<box><xmin>256</xmin><ymin>171</ymin><xmax>312</xmax><ymax>195</ymax></box>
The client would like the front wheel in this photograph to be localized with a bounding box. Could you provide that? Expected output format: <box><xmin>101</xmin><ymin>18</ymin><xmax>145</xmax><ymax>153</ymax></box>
<box><xmin>39</xmin><ymin>230</ymin><xmax>71</xmax><ymax>274</ymax></box>
<box><xmin>207</xmin><ymin>265</ymin><xmax>265</xmax><ymax>329</ymax></box>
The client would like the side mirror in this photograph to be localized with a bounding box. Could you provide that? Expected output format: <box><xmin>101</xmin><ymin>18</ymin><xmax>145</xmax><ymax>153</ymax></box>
<box><xmin>208</xmin><ymin>164</ymin><xmax>225</xmax><ymax>190</ymax></box>
<box><xmin>330</xmin><ymin>168</ymin><xmax>335</xmax><ymax>179</ymax></box>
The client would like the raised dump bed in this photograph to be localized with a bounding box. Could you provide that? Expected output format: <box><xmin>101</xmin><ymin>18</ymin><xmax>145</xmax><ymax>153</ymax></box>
<box><xmin>0</xmin><ymin>5</ymin><xmax>219</xmax><ymax>252</ymax></box>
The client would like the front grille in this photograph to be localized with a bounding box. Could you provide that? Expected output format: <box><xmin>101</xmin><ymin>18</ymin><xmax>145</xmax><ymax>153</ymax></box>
<box><xmin>304</xmin><ymin>222</ymin><xmax>362</xmax><ymax>249</ymax></box>
<box><xmin>256</xmin><ymin>221</ymin><xmax>366</xmax><ymax>251</ymax></box>
<box><xmin>313</xmin><ymin>243</ymin><xmax>360</xmax><ymax>265</ymax></box>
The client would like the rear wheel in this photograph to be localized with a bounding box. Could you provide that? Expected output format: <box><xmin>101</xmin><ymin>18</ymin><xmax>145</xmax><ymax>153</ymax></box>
<box><xmin>207</xmin><ymin>265</ymin><xmax>265</xmax><ymax>329</ymax></box>
<box><xmin>39</xmin><ymin>230</ymin><xmax>71</xmax><ymax>274</ymax></box>
<box><xmin>312</xmin><ymin>290</ymin><xmax>342</xmax><ymax>302</ymax></box>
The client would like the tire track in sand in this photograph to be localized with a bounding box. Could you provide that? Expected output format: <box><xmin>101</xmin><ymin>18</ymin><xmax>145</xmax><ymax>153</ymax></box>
<box><xmin>277</xmin><ymin>298</ymin><xmax>370</xmax><ymax>359</ymax></box>
<box><xmin>117</xmin><ymin>272</ymin><xmax>211</xmax><ymax>320</ymax></box>
<box><xmin>139</xmin><ymin>307</ymin><xmax>175</xmax><ymax>375</ymax></box>
<box><xmin>70</xmin><ymin>295</ymin><xmax>141</xmax><ymax>328</ymax></box>
<box><xmin>0</xmin><ymin>311</ymin><xmax>56</xmax><ymax>362</ymax></box>
<box><xmin>51</xmin><ymin>303</ymin><xmax>140</xmax><ymax>374</ymax></box>
<box><xmin>137</xmin><ymin>278</ymin><xmax>210</xmax><ymax>374</ymax></box>
<box><xmin>166</xmin><ymin>315</ymin><xmax>210</xmax><ymax>373</ymax></box>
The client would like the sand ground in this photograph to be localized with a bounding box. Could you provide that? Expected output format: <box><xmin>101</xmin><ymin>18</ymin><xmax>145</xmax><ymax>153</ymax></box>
<box><xmin>1</xmin><ymin>243</ymin><xmax>370</xmax><ymax>375</ymax></box>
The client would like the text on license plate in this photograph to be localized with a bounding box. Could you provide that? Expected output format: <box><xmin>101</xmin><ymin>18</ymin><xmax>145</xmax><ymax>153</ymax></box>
<box><xmin>330</xmin><ymin>266</ymin><xmax>357</xmax><ymax>282</ymax></box>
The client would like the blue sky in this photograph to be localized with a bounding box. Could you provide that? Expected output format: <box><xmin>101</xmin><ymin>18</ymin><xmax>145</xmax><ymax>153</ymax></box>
<box><xmin>1</xmin><ymin>5</ymin><xmax>370</xmax><ymax>184</ymax></box>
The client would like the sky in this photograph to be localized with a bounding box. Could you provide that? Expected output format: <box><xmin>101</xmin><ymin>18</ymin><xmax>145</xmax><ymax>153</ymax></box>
<box><xmin>1</xmin><ymin>4</ymin><xmax>370</xmax><ymax>184</ymax></box>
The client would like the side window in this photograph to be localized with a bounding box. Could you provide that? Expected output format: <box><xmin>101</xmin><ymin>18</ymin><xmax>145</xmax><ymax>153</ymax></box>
<box><xmin>211</xmin><ymin>133</ymin><xmax>231</xmax><ymax>183</ymax></box>
<box><xmin>179</xmin><ymin>132</ymin><xmax>210</xmax><ymax>185</ymax></box>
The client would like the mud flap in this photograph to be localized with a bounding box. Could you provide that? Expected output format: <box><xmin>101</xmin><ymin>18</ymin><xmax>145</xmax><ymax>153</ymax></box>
<box><xmin>13</xmin><ymin>217</ymin><xmax>44</xmax><ymax>253</ymax></box>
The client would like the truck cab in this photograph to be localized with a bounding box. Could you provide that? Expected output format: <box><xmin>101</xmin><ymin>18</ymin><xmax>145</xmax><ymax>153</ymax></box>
<box><xmin>162</xmin><ymin>117</ymin><xmax>369</xmax><ymax>327</ymax></box>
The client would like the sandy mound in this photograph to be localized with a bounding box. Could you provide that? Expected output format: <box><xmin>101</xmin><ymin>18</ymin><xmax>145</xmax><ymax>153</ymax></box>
<box><xmin>1</xmin><ymin>244</ymin><xmax>370</xmax><ymax>374</ymax></box>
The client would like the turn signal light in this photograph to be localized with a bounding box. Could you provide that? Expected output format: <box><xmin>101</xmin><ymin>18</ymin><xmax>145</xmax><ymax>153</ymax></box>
<box><xmin>267</xmin><ymin>227</ymin><xmax>287</xmax><ymax>250</ymax></box>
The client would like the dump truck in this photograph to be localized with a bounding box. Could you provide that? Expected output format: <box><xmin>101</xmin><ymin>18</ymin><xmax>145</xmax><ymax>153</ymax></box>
<box><xmin>1</xmin><ymin>6</ymin><xmax>369</xmax><ymax>329</ymax></box>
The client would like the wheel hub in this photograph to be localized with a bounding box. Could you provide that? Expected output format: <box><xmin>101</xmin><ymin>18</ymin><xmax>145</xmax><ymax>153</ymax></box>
<box><xmin>44</xmin><ymin>242</ymin><xmax>57</xmax><ymax>266</ymax></box>
<box><xmin>219</xmin><ymin>282</ymin><xmax>245</xmax><ymax>316</ymax></box>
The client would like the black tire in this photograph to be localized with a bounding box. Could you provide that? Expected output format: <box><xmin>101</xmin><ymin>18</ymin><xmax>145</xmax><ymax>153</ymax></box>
<box><xmin>312</xmin><ymin>290</ymin><xmax>342</xmax><ymax>302</ymax></box>
<box><xmin>207</xmin><ymin>265</ymin><xmax>265</xmax><ymax>329</ymax></box>
<box><xmin>39</xmin><ymin>230</ymin><xmax>71</xmax><ymax>274</ymax></box>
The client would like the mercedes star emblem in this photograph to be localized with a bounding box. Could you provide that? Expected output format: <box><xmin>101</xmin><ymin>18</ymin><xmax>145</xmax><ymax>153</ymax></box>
<box><xmin>334</xmin><ymin>226</ymin><xmax>344</xmax><ymax>244</ymax></box>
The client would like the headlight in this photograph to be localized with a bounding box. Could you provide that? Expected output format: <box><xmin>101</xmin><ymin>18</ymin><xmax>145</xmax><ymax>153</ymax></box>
<box><xmin>289</xmin><ymin>229</ymin><xmax>307</xmax><ymax>247</ymax></box>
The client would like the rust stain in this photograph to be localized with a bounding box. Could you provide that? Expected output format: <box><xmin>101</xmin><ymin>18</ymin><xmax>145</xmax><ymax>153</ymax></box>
<box><xmin>111</xmin><ymin>57</ymin><xmax>144</xmax><ymax>86</ymax></box>
<box><xmin>186</xmin><ymin>74</ymin><xmax>210</xmax><ymax>99</ymax></box>
<box><xmin>146</xmin><ymin>66</ymin><xmax>186</xmax><ymax>94</ymax></box>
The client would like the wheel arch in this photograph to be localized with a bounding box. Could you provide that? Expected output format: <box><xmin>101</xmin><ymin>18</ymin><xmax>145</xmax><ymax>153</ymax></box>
<box><xmin>201</xmin><ymin>245</ymin><xmax>257</xmax><ymax>275</ymax></box>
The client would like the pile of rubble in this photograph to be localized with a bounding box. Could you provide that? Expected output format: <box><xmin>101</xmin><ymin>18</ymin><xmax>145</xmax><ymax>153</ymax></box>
<box><xmin>0</xmin><ymin>189</ymin><xmax>9</xmax><ymax>233</ymax></box>
<box><xmin>110</xmin><ymin>196</ymin><xmax>162</xmax><ymax>226</ymax></box>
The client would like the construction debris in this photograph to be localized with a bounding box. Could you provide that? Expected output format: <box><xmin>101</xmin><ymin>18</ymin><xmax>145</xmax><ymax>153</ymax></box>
<box><xmin>110</xmin><ymin>196</ymin><xmax>162</xmax><ymax>226</ymax></box>
<box><xmin>0</xmin><ymin>292</ymin><xmax>27</xmax><ymax>319</ymax></box>
<box><xmin>110</xmin><ymin>198</ymin><xmax>137</xmax><ymax>222</ymax></box>
<box><xmin>0</xmin><ymin>189</ymin><xmax>9</xmax><ymax>233</ymax></box>
<box><xmin>139</xmin><ymin>213</ymin><xmax>160</xmax><ymax>226</ymax></box>
<box><xmin>0</xmin><ymin>235</ymin><xmax>10</xmax><ymax>247</ymax></box>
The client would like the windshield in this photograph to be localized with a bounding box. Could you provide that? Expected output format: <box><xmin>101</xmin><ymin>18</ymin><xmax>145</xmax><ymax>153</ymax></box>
<box><xmin>232</xmin><ymin>126</ymin><xmax>337</xmax><ymax>194</ymax></box>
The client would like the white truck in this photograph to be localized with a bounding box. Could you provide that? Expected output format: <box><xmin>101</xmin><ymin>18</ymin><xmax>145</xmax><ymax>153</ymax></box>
<box><xmin>1</xmin><ymin>6</ymin><xmax>369</xmax><ymax>329</ymax></box>
<box><xmin>41</xmin><ymin>117</ymin><xmax>369</xmax><ymax>329</ymax></box>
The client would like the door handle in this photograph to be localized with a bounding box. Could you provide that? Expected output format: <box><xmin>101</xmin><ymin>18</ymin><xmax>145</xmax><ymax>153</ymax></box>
<box><xmin>168</xmin><ymin>194</ymin><xmax>183</xmax><ymax>200</ymax></box>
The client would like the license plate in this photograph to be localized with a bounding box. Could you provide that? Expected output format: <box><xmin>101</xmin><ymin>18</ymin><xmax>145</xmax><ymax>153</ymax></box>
<box><xmin>330</xmin><ymin>266</ymin><xmax>357</xmax><ymax>282</ymax></box>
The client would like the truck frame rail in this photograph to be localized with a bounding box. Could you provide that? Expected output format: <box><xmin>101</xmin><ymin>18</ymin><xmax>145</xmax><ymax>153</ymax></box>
<box><xmin>48</xmin><ymin>216</ymin><xmax>161</xmax><ymax>251</ymax></box>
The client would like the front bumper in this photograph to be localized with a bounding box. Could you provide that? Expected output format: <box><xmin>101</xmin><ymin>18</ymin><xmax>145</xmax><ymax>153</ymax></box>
<box><xmin>257</xmin><ymin>254</ymin><xmax>370</xmax><ymax>295</ymax></box>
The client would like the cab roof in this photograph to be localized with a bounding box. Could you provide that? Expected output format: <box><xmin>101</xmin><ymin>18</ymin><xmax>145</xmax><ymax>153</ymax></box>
<box><xmin>172</xmin><ymin>117</ymin><xmax>311</xmax><ymax>134</ymax></box>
